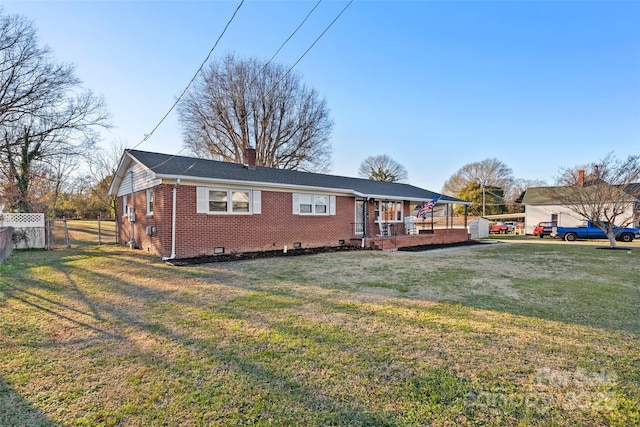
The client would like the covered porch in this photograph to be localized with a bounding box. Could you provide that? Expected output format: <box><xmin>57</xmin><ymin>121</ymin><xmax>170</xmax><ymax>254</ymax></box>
<box><xmin>351</xmin><ymin>202</ymin><xmax>471</xmax><ymax>251</ymax></box>
<box><xmin>348</xmin><ymin>196</ymin><xmax>471</xmax><ymax>251</ymax></box>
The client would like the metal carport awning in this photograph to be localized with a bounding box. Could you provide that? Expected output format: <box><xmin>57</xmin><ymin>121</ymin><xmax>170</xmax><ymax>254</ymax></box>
<box><xmin>482</xmin><ymin>213</ymin><xmax>525</xmax><ymax>220</ymax></box>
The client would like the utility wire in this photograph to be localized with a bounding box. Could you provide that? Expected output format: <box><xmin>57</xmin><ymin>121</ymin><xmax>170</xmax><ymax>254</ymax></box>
<box><xmin>148</xmin><ymin>0</ymin><xmax>325</xmax><ymax>171</ymax></box>
<box><xmin>147</xmin><ymin>0</ymin><xmax>353</xmax><ymax>173</ymax></box>
<box><xmin>191</xmin><ymin>0</ymin><xmax>353</xmax><ymax>168</ymax></box>
<box><xmin>281</xmin><ymin>0</ymin><xmax>353</xmax><ymax>81</ymax></box>
<box><xmin>264</xmin><ymin>0</ymin><xmax>322</xmax><ymax>69</ymax></box>
<box><xmin>131</xmin><ymin>0</ymin><xmax>245</xmax><ymax>150</ymax></box>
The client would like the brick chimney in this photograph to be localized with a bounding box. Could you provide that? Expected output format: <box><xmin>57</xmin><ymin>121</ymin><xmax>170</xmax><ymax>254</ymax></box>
<box><xmin>578</xmin><ymin>169</ymin><xmax>585</xmax><ymax>187</ymax></box>
<box><xmin>244</xmin><ymin>147</ymin><xmax>256</xmax><ymax>170</ymax></box>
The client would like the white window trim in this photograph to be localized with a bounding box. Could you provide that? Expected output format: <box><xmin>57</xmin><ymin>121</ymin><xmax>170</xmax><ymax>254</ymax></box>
<box><xmin>196</xmin><ymin>187</ymin><xmax>260</xmax><ymax>215</ymax></box>
<box><xmin>293</xmin><ymin>193</ymin><xmax>336</xmax><ymax>216</ymax></box>
<box><xmin>122</xmin><ymin>195</ymin><xmax>128</xmax><ymax>218</ymax></box>
<box><xmin>146</xmin><ymin>189</ymin><xmax>153</xmax><ymax>216</ymax></box>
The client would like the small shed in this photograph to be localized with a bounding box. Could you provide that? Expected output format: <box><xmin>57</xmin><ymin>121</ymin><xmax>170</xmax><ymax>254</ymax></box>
<box><xmin>468</xmin><ymin>218</ymin><xmax>490</xmax><ymax>239</ymax></box>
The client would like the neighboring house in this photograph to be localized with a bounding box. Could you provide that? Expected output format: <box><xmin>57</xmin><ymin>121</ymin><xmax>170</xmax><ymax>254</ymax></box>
<box><xmin>108</xmin><ymin>149</ymin><xmax>470</xmax><ymax>260</ymax></box>
<box><xmin>520</xmin><ymin>183</ymin><xmax>640</xmax><ymax>235</ymax></box>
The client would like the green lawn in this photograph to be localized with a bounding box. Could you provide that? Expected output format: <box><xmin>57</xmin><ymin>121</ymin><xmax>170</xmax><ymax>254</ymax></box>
<box><xmin>0</xmin><ymin>237</ymin><xmax>639</xmax><ymax>426</ymax></box>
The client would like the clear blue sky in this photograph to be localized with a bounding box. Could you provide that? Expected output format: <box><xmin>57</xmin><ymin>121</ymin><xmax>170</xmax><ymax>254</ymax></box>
<box><xmin>4</xmin><ymin>0</ymin><xmax>639</xmax><ymax>192</ymax></box>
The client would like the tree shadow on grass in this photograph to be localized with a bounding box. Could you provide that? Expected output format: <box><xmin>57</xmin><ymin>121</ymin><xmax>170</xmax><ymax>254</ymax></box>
<box><xmin>2</xmin><ymin>246</ymin><xmax>636</xmax><ymax>425</ymax></box>
<box><xmin>2</xmin><ymin>259</ymin><xmax>401</xmax><ymax>424</ymax></box>
<box><xmin>0</xmin><ymin>377</ymin><xmax>55</xmax><ymax>427</ymax></box>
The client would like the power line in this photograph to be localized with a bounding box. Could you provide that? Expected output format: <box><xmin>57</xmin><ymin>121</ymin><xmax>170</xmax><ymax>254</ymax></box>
<box><xmin>265</xmin><ymin>0</ymin><xmax>323</xmax><ymax>69</ymax></box>
<box><xmin>131</xmin><ymin>0</ymin><xmax>245</xmax><ymax>150</ymax></box>
<box><xmin>147</xmin><ymin>0</ymin><xmax>327</xmax><ymax>171</ymax></box>
<box><xmin>282</xmin><ymin>0</ymin><xmax>353</xmax><ymax>80</ymax></box>
<box><xmin>190</xmin><ymin>0</ymin><xmax>354</xmax><ymax>166</ymax></box>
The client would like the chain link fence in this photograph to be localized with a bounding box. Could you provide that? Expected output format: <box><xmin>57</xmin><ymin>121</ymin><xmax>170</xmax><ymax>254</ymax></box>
<box><xmin>48</xmin><ymin>217</ymin><xmax>118</xmax><ymax>250</ymax></box>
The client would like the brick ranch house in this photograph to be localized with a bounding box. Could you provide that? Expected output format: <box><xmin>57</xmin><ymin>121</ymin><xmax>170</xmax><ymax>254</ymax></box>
<box><xmin>108</xmin><ymin>149</ymin><xmax>470</xmax><ymax>260</ymax></box>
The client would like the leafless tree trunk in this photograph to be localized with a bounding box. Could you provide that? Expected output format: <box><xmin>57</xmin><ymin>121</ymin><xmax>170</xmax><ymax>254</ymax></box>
<box><xmin>178</xmin><ymin>54</ymin><xmax>332</xmax><ymax>172</ymax></box>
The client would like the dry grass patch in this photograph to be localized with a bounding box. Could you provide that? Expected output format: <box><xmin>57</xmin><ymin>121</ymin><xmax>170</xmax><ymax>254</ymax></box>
<box><xmin>0</xmin><ymin>234</ymin><xmax>639</xmax><ymax>425</ymax></box>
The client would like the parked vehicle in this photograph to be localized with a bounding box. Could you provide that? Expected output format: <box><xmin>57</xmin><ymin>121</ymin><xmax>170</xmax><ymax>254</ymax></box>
<box><xmin>533</xmin><ymin>221</ymin><xmax>557</xmax><ymax>238</ymax></box>
<box><xmin>552</xmin><ymin>221</ymin><xmax>640</xmax><ymax>242</ymax></box>
<box><xmin>489</xmin><ymin>222</ymin><xmax>509</xmax><ymax>234</ymax></box>
<box><xmin>503</xmin><ymin>221</ymin><xmax>518</xmax><ymax>233</ymax></box>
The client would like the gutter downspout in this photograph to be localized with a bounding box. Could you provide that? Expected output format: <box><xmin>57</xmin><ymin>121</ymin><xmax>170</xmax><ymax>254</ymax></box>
<box><xmin>129</xmin><ymin>171</ymin><xmax>135</xmax><ymax>249</ymax></box>
<box><xmin>162</xmin><ymin>179</ymin><xmax>179</xmax><ymax>261</ymax></box>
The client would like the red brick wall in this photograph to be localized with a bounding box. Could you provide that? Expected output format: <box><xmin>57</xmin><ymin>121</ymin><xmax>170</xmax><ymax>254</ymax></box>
<box><xmin>389</xmin><ymin>229</ymin><xmax>469</xmax><ymax>248</ymax></box>
<box><xmin>118</xmin><ymin>185</ymin><xmax>171</xmax><ymax>256</ymax></box>
<box><xmin>119</xmin><ymin>186</ymin><xmax>356</xmax><ymax>259</ymax></box>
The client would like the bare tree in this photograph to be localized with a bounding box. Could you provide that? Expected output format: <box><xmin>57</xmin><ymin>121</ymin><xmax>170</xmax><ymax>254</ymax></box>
<box><xmin>0</xmin><ymin>11</ymin><xmax>110</xmax><ymax>212</ymax></box>
<box><xmin>553</xmin><ymin>153</ymin><xmax>640</xmax><ymax>248</ymax></box>
<box><xmin>39</xmin><ymin>154</ymin><xmax>78</xmax><ymax>216</ymax></box>
<box><xmin>358</xmin><ymin>154</ymin><xmax>408</xmax><ymax>183</ymax></box>
<box><xmin>442</xmin><ymin>158</ymin><xmax>514</xmax><ymax>214</ymax></box>
<box><xmin>443</xmin><ymin>158</ymin><xmax>514</xmax><ymax>196</ymax></box>
<box><xmin>87</xmin><ymin>139</ymin><xmax>127</xmax><ymax>218</ymax></box>
<box><xmin>178</xmin><ymin>54</ymin><xmax>333</xmax><ymax>172</ymax></box>
<box><xmin>507</xmin><ymin>178</ymin><xmax>547</xmax><ymax>211</ymax></box>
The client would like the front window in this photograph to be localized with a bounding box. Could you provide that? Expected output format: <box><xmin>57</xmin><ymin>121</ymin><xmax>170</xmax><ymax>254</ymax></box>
<box><xmin>197</xmin><ymin>187</ymin><xmax>258</xmax><ymax>215</ymax></box>
<box><xmin>315</xmin><ymin>195</ymin><xmax>328</xmax><ymax>214</ymax></box>
<box><xmin>375</xmin><ymin>200</ymin><xmax>403</xmax><ymax>222</ymax></box>
<box><xmin>209</xmin><ymin>190</ymin><xmax>228</xmax><ymax>212</ymax></box>
<box><xmin>231</xmin><ymin>191</ymin><xmax>250</xmax><ymax>213</ymax></box>
<box><xmin>207</xmin><ymin>189</ymin><xmax>251</xmax><ymax>214</ymax></box>
<box><xmin>294</xmin><ymin>193</ymin><xmax>333</xmax><ymax>215</ymax></box>
<box><xmin>299</xmin><ymin>194</ymin><xmax>313</xmax><ymax>213</ymax></box>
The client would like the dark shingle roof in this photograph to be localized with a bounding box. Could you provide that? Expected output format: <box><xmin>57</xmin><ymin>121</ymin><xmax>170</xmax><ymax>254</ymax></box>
<box><xmin>127</xmin><ymin>150</ymin><xmax>465</xmax><ymax>203</ymax></box>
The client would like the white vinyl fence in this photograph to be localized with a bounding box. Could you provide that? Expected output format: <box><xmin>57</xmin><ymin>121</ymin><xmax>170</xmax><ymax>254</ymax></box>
<box><xmin>0</xmin><ymin>213</ymin><xmax>46</xmax><ymax>250</ymax></box>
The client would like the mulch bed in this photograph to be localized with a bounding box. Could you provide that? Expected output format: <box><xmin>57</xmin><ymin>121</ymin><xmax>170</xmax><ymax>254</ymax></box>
<box><xmin>167</xmin><ymin>240</ymin><xmax>495</xmax><ymax>266</ymax></box>
<box><xmin>166</xmin><ymin>245</ymin><xmax>362</xmax><ymax>266</ymax></box>
<box><xmin>396</xmin><ymin>240</ymin><xmax>492</xmax><ymax>252</ymax></box>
